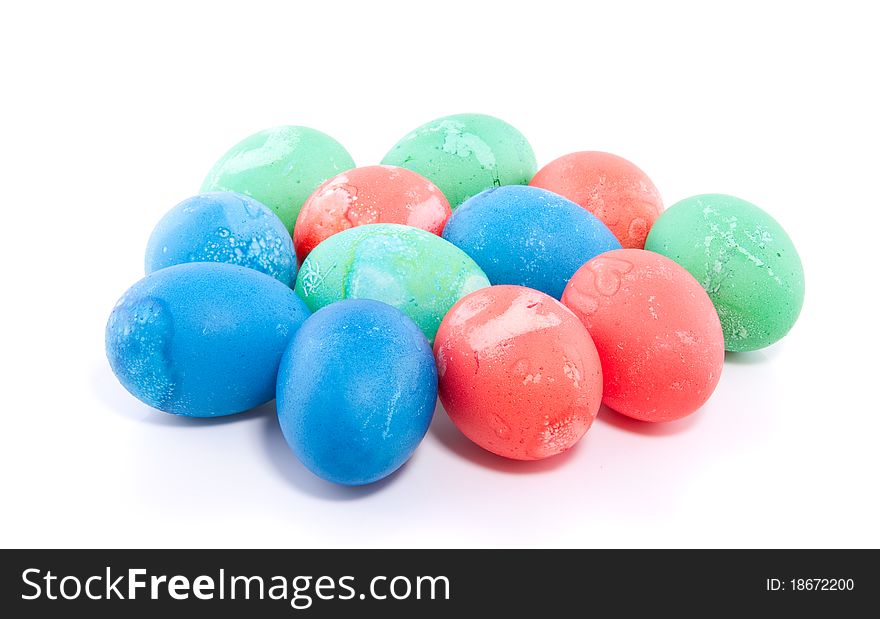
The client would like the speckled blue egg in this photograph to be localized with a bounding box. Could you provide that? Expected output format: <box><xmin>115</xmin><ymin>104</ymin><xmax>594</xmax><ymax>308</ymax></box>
<box><xmin>106</xmin><ymin>262</ymin><xmax>310</xmax><ymax>417</ymax></box>
<box><xmin>276</xmin><ymin>299</ymin><xmax>437</xmax><ymax>486</ymax></box>
<box><xmin>442</xmin><ymin>185</ymin><xmax>622</xmax><ymax>298</ymax></box>
<box><xmin>145</xmin><ymin>192</ymin><xmax>296</xmax><ymax>286</ymax></box>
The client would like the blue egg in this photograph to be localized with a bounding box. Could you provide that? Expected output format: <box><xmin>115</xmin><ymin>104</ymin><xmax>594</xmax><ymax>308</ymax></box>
<box><xmin>106</xmin><ymin>262</ymin><xmax>310</xmax><ymax>417</ymax></box>
<box><xmin>145</xmin><ymin>192</ymin><xmax>297</xmax><ymax>286</ymax></box>
<box><xmin>276</xmin><ymin>299</ymin><xmax>437</xmax><ymax>486</ymax></box>
<box><xmin>442</xmin><ymin>185</ymin><xmax>622</xmax><ymax>298</ymax></box>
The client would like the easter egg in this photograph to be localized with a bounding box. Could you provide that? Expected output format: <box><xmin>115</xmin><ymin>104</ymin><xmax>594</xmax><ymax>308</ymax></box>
<box><xmin>645</xmin><ymin>194</ymin><xmax>804</xmax><ymax>352</ymax></box>
<box><xmin>295</xmin><ymin>223</ymin><xmax>489</xmax><ymax>343</ymax></box>
<box><xmin>442</xmin><ymin>185</ymin><xmax>621</xmax><ymax>299</ymax></box>
<box><xmin>201</xmin><ymin>126</ymin><xmax>355</xmax><ymax>233</ymax></box>
<box><xmin>562</xmin><ymin>249</ymin><xmax>724</xmax><ymax>422</ymax></box>
<box><xmin>434</xmin><ymin>285</ymin><xmax>603</xmax><ymax>460</ymax></box>
<box><xmin>106</xmin><ymin>263</ymin><xmax>310</xmax><ymax>417</ymax></box>
<box><xmin>381</xmin><ymin>113</ymin><xmax>536</xmax><ymax>208</ymax></box>
<box><xmin>293</xmin><ymin>165</ymin><xmax>451</xmax><ymax>262</ymax></box>
<box><xmin>276</xmin><ymin>299</ymin><xmax>437</xmax><ymax>485</ymax></box>
<box><xmin>529</xmin><ymin>151</ymin><xmax>664</xmax><ymax>249</ymax></box>
<box><xmin>145</xmin><ymin>192</ymin><xmax>296</xmax><ymax>286</ymax></box>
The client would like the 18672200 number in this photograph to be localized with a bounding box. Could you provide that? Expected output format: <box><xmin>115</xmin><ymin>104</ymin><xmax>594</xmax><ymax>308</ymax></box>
<box><xmin>790</xmin><ymin>578</ymin><xmax>854</xmax><ymax>591</ymax></box>
<box><xmin>766</xmin><ymin>578</ymin><xmax>855</xmax><ymax>591</ymax></box>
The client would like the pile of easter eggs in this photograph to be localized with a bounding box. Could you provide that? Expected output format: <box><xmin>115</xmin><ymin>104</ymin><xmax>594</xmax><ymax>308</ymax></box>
<box><xmin>106</xmin><ymin>114</ymin><xmax>805</xmax><ymax>485</ymax></box>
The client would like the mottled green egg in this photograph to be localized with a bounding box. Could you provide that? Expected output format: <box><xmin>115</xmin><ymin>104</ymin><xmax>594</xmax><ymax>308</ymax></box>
<box><xmin>295</xmin><ymin>224</ymin><xmax>490</xmax><ymax>343</ymax></box>
<box><xmin>381</xmin><ymin>113</ymin><xmax>536</xmax><ymax>208</ymax></box>
<box><xmin>645</xmin><ymin>194</ymin><xmax>804</xmax><ymax>352</ymax></box>
<box><xmin>201</xmin><ymin>126</ymin><xmax>355</xmax><ymax>233</ymax></box>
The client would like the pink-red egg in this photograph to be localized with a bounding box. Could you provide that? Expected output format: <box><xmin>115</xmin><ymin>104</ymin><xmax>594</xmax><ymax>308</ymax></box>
<box><xmin>561</xmin><ymin>249</ymin><xmax>724</xmax><ymax>422</ymax></box>
<box><xmin>434</xmin><ymin>285</ymin><xmax>603</xmax><ymax>460</ymax></box>
<box><xmin>293</xmin><ymin>165</ymin><xmax>451</xmax><ymax>262</ymax></box>
<box><xmin>529</xmin><ymin>151</ymin><xmax>663</xmax><ymax>249</ymax></box>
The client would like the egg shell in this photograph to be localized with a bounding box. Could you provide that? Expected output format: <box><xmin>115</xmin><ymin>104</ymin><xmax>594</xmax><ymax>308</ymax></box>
<box><xmin>529</xmin><ymin>151</ymin><xmax>664</xmax><ymax>249</ymax></box>
<box><xmin>106</xmin><ymin>262</ymin><xmax>310</xmax><ymax>417</ymax></box>
<box><xmin>145</xmin><ymin>192</ymin><xmax>296</xmax><ymax>286</ymax></box>
<box><xmin>295</xmin><ymin>223</ymin><xmax>490</xmax><ymax>343</ymax></box>
<box><xmin>644</xmin><ymin>194</ymin><xmax>804</xmax><ymax>352</ymax></box>
<box><xmin>442</xmin><ymin>185</ymin><xmax>621</xmax><ymax>299</ymax></box>
<box><xmin>381</xmin><ymin>113</ymin><xmax>537</xmax><ymax>208</ymax></box>
<box><xmin>434</xmin><ymin>285</ymin><xmax>603</xmax><ymax>460</ymax></box>
<box><xmin>293</xmin><ymin>165</ymin><xmax>451</xmax><ymax>262</ymax></box>
<box><xmin>201</xmin><ymin>126</ymin><xmax>355</xmax><ymax>233</ymax></box>
<box><xmin>562</xmin><ymin>249</ymin><xmax>724</xmax><ymax>422</ymax></box>
<box><xmin>276</xmin><ymin>299</ymin><xmax>437</xmax><ymax>486</ymax></box>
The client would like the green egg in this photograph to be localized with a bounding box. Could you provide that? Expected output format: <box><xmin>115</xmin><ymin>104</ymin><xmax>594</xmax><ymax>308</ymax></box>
<box><xmin>381</xmin><ymin>113</ymin><xmax>536</xmax><ymax>208</ymax></box>
<box><xmin>645</xmin><ymin>194</ymin><xmax>804</xmax><ymax>352</ymax></box>
<box><xmin>201</xmin><ymin>126</ymin><xmax>355</xmax><ymax>233</ymax></box>
<box><xmin>295</xmin><ymin>224</ymin><xmax>490</xmax><ymax>343</ymax></box>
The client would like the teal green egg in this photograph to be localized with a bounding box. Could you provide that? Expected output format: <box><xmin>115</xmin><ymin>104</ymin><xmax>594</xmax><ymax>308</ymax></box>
<box><xmin>381</xmin><ymin>113</ymin><xmax>537</xmax><ymax>208</ymax></box>
<box><xmin>645</xmin><ymin>194</ymin><xmax>804</xmax><ymax>352</ymax></box>
<box><xmin>295</xmin><ymin>224</ymin><xmax>490</xmax><ymax>343</ymax></box>
<box><xmin>201</xmin><ymin>126</ymin><xmax>355</xmax><ymax>233</ymax></box>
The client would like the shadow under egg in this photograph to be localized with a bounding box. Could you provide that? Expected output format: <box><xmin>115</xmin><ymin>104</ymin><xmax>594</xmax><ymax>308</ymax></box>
<box><xmin>260</xmin><ymin>411</ymin><xmax>404</xmax><ymax>501</ymax></box>
<box><xmin>428</xmin><ymin>404</ymin><xmax>583</xmax><ymax>474</ymax></box>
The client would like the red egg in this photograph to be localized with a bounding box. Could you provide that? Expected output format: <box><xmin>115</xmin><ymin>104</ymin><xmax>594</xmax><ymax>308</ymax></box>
<box><xmin>434</xmin><ymin>285</ymin><xmax>603</xmax><ymax>460</ymax></box>
<box><xmin>562</xmin><ymin>249</ymin><xmax>724</xmax><ymax>422</ymax></box>
<box><xmin>293</xmin><ymin>165</ymin><xmax>451</xmax><ymax>262</ymax></box>
<box><xmin>529</xmin><ymin>151</ymin><xmax>663</xmax><ymax>249</ymax></box>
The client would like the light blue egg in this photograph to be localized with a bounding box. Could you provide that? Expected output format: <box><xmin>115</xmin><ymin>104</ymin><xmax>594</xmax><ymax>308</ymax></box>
<box><xmin>442</xmin><ymin>185</ymin><xmax>622</xmax><ymax>298</ymax></box>
<box><xmin>145</xmin><ymin>192</ymin><xmax>296</xmax><ymax>286</ymax></box>
<box><xmin>106</xmin><ymin>262</ymin><xmax>310</xmax><ymax>417</ymax></box>
<box><xmin>276</xmin><ymin>299</ymin><xmax>437</xmax><ymax>486</ymax></box>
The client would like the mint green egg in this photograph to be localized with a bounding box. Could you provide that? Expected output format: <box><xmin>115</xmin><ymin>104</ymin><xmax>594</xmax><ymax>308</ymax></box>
<box><xmin>645</xmin><ymin>194</ymin><xmax>804</xmax><ymax>352</ymax></box>
<box><xmin>381</xmin><ymin>113</ymin><xmax>537</xmax><ymax>208</ymax></box>
<box><xmin>295</xmin><ymin>224</ymin><xmax>490</xmax><ymax>343</ymax></box>
<box><xmin>201</xmin><ymin>126</ymin><xmax>355</xmax><ymax>233</ymax></box>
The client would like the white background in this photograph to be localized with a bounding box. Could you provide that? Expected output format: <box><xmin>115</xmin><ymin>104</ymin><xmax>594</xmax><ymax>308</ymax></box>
<box><xmin>2</xmin><ymin>1</ymin><xmax>878</xmax><ymax>548</ymax></box>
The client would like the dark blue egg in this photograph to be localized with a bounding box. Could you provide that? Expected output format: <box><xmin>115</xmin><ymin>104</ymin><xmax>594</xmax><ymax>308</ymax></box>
<box><xmin>145</xmin><ymin>192</ymin><xmax>296</xmax><ymax>286</ymax></box>
<box><xmin>276</xmin><ymin>299</ymin><xmax>437</xmax><ymax>485</ymax></box>
<box><xmin>106</xmin><ymin>262</ymin><xmax>310</xmax><ymax>417</ymax></box>
<box><xmin>442</xmin><ymin>185</ymin><xmax>621</xmax><ymax>298</ymax></box>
